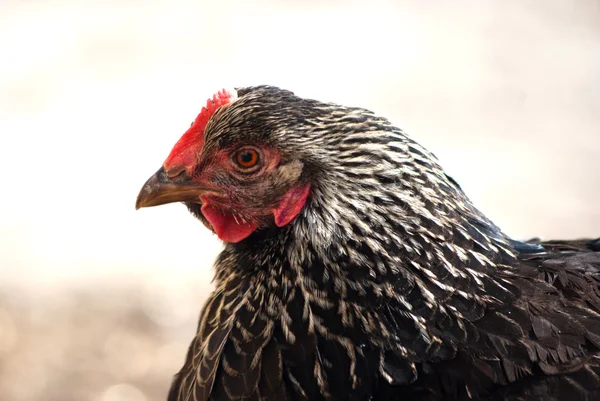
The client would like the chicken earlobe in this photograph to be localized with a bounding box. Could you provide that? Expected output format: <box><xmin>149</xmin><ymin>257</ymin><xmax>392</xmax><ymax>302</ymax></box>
<box><xmin>271</xmin><ymin>184</ymin><xmax>311</xmax><ymax>228</ymax></box>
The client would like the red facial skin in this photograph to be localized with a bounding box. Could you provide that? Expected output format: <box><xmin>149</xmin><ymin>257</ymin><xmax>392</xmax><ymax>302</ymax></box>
<box><xmin>162</xmin><ymin>90</ymin><xmax>310</xmax><ymax>243</ymax></box>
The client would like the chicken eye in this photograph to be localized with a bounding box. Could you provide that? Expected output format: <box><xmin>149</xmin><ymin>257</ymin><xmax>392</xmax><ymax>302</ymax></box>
<box><xmin>234</xmin><ymin>148</ymin><xmax>260</xmax><ymax>170</ymax></box>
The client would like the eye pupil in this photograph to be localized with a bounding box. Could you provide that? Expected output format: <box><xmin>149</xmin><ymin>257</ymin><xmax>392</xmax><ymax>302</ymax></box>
<box><xmin>240</xmin><ymin>151</ymin><xmax>254</xmax><ymax>164</ymax></box>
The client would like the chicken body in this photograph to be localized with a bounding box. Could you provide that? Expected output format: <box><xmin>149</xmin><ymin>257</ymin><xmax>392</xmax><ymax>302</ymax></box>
<box><xmin>136</xmin><ymin>86</ymin><xmax>600</xmax><ymax>401</ymax></box>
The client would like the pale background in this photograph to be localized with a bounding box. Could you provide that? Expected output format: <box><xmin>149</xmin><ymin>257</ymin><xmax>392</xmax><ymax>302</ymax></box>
<box><xmin>1</xmin><ymin>1</ymin><xmax>599</xmax><ymax>400</ymax></box>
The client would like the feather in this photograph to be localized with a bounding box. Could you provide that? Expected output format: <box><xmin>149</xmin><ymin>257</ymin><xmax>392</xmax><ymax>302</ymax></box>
<box><xmin>132</xmin><ymin>86</ymin><xmax>600</xmax><ymax>401</ymax></box>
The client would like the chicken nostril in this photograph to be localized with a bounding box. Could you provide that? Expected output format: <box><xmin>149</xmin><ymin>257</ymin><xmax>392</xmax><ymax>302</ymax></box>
<box><xmin>164</xmin><ymin>164</ymin><xmax>187</xmax><ymax>180</ymax></box>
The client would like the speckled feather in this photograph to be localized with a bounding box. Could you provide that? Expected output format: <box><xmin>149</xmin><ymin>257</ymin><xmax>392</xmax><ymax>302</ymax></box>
<box><xmin>165</xmin><ymin>86</ymin><xmax>600</xmax><ymax>401</ymax></box>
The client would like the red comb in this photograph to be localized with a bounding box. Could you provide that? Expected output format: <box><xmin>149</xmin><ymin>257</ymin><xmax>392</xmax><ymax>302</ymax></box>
<box><xmin>164</xmin><ymin>89</ymin><xmax>237</xmax><ymax>175</ymax></box>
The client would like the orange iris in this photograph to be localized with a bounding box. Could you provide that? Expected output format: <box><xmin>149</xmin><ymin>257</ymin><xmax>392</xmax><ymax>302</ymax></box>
<box><xmin>235</xmin><ymin>148</ymin><xmax>260</xmax><ymax>168</ymax></box>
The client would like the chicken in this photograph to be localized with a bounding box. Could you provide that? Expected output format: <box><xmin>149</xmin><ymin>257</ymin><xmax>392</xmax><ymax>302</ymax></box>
<box><xmin>136</xmin><ymin>86</ymin><xmax>600</xmax><ymax>401</ymax></box>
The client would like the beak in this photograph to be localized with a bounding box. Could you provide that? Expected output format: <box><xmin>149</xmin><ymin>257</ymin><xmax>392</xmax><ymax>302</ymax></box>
<box><xmin>135</xmin><ymin>167</ymin><xmax>214</xmax><ymax>209</ymax></box>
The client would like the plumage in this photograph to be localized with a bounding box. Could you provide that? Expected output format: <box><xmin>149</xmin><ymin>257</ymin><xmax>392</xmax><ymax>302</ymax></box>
<box><xmin>136</xmin><ymin>86</ymin><xmax>600</xmax><ymax>401</ymax></box>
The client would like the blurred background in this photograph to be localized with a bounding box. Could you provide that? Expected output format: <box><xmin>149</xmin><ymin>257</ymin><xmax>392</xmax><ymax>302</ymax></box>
<box><xmin>1</xmin><ymin>0</ymin><xmax>599</xmax><ymax>400</ymax></box>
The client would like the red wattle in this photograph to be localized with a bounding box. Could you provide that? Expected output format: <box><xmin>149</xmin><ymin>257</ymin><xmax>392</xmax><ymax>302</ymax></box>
<box><xmin>201</xmin><ymin>203</ymin><xmax>258</xmax><ymax>243</ymax></box>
